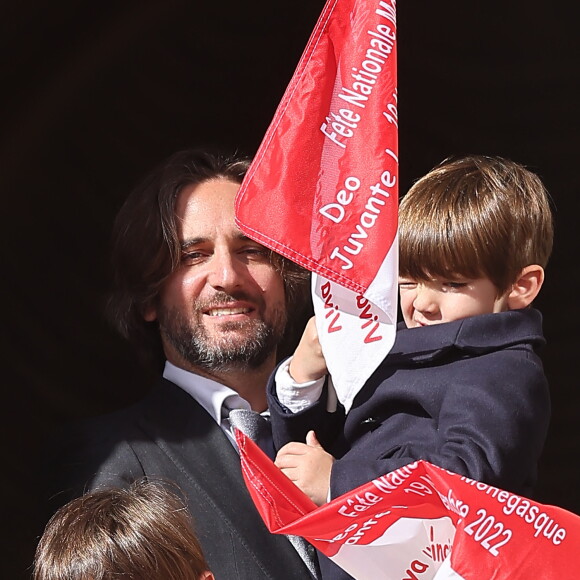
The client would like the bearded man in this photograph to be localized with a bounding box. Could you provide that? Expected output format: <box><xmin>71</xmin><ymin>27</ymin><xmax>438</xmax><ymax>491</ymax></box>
<box><xmin>44</xmin><ymin>149</ymin><xmax>316</xmax><ymax>579</ymax></box>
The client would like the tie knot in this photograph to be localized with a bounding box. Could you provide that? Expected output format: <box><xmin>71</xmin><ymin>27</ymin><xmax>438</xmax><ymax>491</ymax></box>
<box><xmin>227</xmin><ymin>408</ymin><xmax>269</xmax><ymax>441</ymax></box>
<box><xmin>226</xmin><ymin>408</ymin><xmax>275</xmax><ymax>461</ymax></box>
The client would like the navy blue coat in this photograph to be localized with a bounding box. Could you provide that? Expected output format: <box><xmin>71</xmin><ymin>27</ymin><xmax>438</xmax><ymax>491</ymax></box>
<box><xmin>269</xmin><ymin>308</ymin><xmax>550</xmax><ymax>579</ymax></box>
<box><xmin>270</xmin><ymin>308</ymin><xmax>549</xmax><ymax>498</ymax></box>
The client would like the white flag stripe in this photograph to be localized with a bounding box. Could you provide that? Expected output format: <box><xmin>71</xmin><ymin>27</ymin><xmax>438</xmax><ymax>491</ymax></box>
<box><xmin>313</xmin><ymin>272</ymin><xmax>396</xmax><ymax>412</ymax></box>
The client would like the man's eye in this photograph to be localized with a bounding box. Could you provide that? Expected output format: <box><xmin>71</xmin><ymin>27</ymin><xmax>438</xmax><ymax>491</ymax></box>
<box><xmin>181</xmin><ymin>251</ymin><xmax>205</xmax><ymax>264</ymax></box>
<box><xmin>241</xmin><ymin>247</ymin><xmax>268</xmax><ymax>258</ymax></box>
<box><xmin>444</xmin><ymin>281</ymin><xmax>468</xmax><ymax>289</ymax></box>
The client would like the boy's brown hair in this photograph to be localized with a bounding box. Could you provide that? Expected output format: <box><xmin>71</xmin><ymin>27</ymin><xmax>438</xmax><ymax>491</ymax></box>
<box><xmin>399</xmin><ymin>155</ymin><xmax>554</xmax><ymax>294</ymax></box>
<box><xmin>34</xmin><ymin>480</ymin><xmax>211</xmax><ymax>580</ymax></box>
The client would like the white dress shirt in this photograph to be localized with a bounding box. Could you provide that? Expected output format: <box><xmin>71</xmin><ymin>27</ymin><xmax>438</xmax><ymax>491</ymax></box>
<box><xmin>163</xmin><ymin>361</ymin><xmax>261</xmax><ymax>448</ymax></box>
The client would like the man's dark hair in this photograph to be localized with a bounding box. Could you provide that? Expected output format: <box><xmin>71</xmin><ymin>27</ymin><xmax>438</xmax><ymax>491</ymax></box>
<box><xmin>108</xmin><ymin>149</ymin><xmax>310</xmax><ymax>369</ymax></box>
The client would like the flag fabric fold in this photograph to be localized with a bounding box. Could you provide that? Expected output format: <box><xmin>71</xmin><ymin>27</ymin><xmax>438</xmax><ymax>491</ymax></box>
<box><xmin>235</xmin><ymin>0</ymin><xmax>399</xmax><ymax>410</ymax></box>
<box><xmin>236</xmin><ymin>429</ymin><xmax>580</xmax><ymax>580</ymax></box>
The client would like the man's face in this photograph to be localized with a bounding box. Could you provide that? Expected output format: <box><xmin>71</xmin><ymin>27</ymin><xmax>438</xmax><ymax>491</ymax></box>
<box><xmin>145</xmin><ymin>179</ymin><xmax>287</xmax><ymax>373</ymax></box>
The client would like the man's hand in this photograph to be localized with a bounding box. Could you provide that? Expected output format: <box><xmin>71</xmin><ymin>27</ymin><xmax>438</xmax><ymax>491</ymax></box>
<box><xmin>275</xmin><ymin>431</ymin><xmax>334</xmax><ymax>506</ymax></box>
<box><xmin>289</xmin><ymin>317</ymin><xmax>328</xmax><ymax>383</ymax></box>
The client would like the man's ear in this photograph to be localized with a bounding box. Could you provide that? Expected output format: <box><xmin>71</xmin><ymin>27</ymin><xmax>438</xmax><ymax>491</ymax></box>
<box><xmin>507</xmin><ymin>265</ymin><xmax>545</xmax><ymax>309</ymax></box>
<box><xmin>199</xmin><ymin>572</ymin><xmax>215</xmax><ymax>580</ymax></box>
<box><xmin>142</xmin><ymin>302</ymin><xmax>157</xmax><ymax>322</ymax></box>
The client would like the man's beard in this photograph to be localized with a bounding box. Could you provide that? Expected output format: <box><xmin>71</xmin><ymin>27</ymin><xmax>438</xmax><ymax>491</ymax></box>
<box><xmin>157</xmin><ymin>293</ymin><xmax>287</xmax><ymax>372</ymax></box>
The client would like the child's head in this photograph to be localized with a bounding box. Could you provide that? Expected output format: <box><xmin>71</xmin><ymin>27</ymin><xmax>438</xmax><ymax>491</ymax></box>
<box><xmin>398</xmin><ymin>155</ymin><xmax>553</xmax><ymax>327</ymax></box>
<box><xmin>34</xmin><ymin>480</ymin><xmax>214</xmax><ymax>580</ymax></box>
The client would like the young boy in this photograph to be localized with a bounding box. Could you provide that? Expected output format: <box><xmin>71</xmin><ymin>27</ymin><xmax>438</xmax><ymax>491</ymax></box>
<box><xmin>34</xmin><ymin>480</ymin><xmax>214</xmax><ymax>580</ymax></box>
<box><xmin>268</xmin><ymin>155</ymin><xmax>553</xmax><ymax>511</ymax></box>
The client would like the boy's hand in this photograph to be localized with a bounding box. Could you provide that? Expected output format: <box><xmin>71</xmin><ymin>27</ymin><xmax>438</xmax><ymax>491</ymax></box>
<box><xmin>289</xmin><ymin>317</ymin><xmax>328</xmax><ymax>383</ymax></box>
<box><xmin>275</xmin><ymin>431</ymin><xmax>333</xmax><ymax>506</ymax></box>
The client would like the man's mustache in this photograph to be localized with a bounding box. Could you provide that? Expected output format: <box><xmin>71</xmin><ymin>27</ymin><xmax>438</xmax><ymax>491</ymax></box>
<box><xmin>195</xmin><ymin>291</ymin><xmax>258</xmax><ymax>310</ymax></box>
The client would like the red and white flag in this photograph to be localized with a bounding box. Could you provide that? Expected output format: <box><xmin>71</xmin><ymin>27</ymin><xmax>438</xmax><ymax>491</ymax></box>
<box><xmin>235</xmin><ymin>0</ymin><xmax>399</xmax><ymax>410</ymax></box>
<box><xmin>237</xmin><ymin>431</ymin><xmax>580</xmax><ymax>579</ymax></box>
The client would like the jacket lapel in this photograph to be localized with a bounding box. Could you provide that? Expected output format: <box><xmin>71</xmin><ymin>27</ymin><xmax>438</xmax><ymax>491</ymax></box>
<box><xmin>138</xmin><ymin>380</ymin><xmax>313</xmax><ymax>578</ymax></box>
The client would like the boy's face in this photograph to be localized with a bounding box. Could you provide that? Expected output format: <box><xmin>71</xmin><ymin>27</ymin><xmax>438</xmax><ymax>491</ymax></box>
<box><xmin>398</xmin><ymin>275</ymin><xmax>510</xmax><ymax>328</ymax></box>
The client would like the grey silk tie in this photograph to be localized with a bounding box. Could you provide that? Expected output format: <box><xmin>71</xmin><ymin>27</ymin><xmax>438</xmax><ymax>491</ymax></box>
<box><xmin>226</xmin><ymin>407</ymin><xmax>320</xmax><ymax>579</ymax></box>
<box><xmin>227</xmin><ymin>408</ymin><xmax>276</xmax><ymax>460</ymax></box>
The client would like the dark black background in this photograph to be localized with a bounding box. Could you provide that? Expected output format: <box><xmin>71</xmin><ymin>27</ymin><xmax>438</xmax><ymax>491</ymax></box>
<box><xmin>2</xmin><ymin>2</ymin><xmax>579</xmax><ymax>577</ymax></box>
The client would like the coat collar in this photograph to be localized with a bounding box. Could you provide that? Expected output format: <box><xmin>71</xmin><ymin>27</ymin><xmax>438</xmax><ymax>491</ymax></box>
<box><xmin>387</xmin><ymin>308</ymin><xmax>545</xmax><ymax>366</ymax></box>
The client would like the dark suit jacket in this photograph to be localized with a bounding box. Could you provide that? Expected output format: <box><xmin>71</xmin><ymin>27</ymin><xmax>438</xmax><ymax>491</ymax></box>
<box><xmin>45</xmin><ymin>379</ymin><xmax>312</xmax><ymax>580</ymax></box>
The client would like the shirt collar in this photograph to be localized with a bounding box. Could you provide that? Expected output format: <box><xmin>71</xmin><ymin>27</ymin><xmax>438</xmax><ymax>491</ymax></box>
<box><xmin>163</xmin><ymin>361</ymin><xmax>251</xmax><ymax>427</ymax></box>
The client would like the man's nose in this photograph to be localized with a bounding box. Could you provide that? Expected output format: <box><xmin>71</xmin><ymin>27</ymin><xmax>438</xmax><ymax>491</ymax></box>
<box><xmin>207</xmin><ymin>250</ymin><xmax>244</xmax><ymax>291</ymax></box>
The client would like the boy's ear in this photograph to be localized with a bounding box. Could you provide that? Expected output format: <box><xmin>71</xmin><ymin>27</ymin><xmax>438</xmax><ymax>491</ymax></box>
<box><xmin>507</xmin><ymin>265</ymin><xmax>545</xmax><ymax>309</ymax></box>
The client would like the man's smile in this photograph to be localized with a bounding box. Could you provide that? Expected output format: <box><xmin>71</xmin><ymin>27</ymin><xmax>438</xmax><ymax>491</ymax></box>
<box><xmin>206</xmin><ymin>306</ymin><xmax>252</xmax><ymax>317</ymax></box>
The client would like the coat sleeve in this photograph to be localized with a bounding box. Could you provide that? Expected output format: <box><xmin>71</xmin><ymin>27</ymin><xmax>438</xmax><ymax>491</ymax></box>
<box><xmin>267</xmin><ymin>364</ymin><xmax>346</xmax><ymax>452</ymax></box>
<box><xmin>330</xmin><ymin>347</ymin><xmax>550</xmax><ymax>499</ymax></box>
